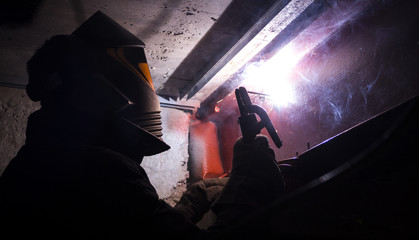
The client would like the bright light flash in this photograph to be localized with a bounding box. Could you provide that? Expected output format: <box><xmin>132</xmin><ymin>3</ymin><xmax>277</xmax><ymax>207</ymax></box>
<box><xmin>242</xmin><ymin>43</ymin><xmax>306</xmax><ymax>107</ymax></box>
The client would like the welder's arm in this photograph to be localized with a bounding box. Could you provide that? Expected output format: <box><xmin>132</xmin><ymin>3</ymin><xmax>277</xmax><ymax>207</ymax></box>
<box><xmin>210</xmin><ymin>135</ymin><xmax>285</xmax><ymax>227</ymax></box>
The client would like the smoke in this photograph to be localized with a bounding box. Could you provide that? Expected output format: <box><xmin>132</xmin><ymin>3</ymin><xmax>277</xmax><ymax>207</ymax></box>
<box><xmin>291</xmin><ymin>0</ymin><xmax>379</xmax><ymax>128</ymax></box>
<box><xmin>233</xmin><ymin>0</ymin><xmax>409</xmax><ymax>136</ymax></box>
<box><xmin>297</xmin><ymin>0</ymin><xmax>376</xmax><ymax>54</ymax></box>
<box><xmin>319</xmin><ymin>83</ymin><xmax>354</xmax><ymax>126</ymax></box>
<box><xmin>360</xmin><ymin>65</ymin><xmax>382</xmax><ymax>106</ymax></box>
<box><xmin>238</xmin><ymin>0</ymin><xmax>377</xmax><ymax>110</ymax></box>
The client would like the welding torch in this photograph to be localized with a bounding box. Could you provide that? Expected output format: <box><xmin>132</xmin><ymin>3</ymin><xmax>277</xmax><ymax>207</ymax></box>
<box><xmin>235</xmin><ymin>87</ymin><xmax>282</xmax><ymax>149</ymax></box>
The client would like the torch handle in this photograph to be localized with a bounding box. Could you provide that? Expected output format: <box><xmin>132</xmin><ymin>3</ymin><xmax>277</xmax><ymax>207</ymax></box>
<box><xmin>235</xmin><ymin>87</ymin><xmax>282</xmax><ymax>149</ymax></box>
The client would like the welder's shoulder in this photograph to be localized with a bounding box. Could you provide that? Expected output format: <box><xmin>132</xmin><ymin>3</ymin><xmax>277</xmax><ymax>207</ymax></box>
<box><xmin>75</xmin><ymin>145</ymin><xmax>160</xmax><ymax>197</ymax></box>
<box><xmin>78</xmin><ymin>145</ymin><xmax>149</xmax><ymax>179</ymax></box>
<box><xmin>81</xmin><ymin>146</ymin><xmax>140</xmax><ymax>170</ymax></box>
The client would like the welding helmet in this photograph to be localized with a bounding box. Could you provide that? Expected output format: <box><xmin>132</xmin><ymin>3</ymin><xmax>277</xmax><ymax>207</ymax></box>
<box><xmin>26</xmin><ymin>11</ymin><xmax>170</xmax><ymax>156</ymax></box>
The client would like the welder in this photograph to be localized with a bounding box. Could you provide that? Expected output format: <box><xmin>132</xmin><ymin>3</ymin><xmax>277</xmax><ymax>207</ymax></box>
<box><xmin>0</xmin><ymin>11</ymin><xmax>284</xmax><ymax>239</ymax></box>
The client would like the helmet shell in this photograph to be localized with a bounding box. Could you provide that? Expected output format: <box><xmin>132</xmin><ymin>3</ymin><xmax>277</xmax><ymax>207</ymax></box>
<box><xmin>27</xmin><ymin>11</ymin><xmax>170</xmax><ymax>156</ymax></box>
<box><xmin>72</xmin><ymin>11</ymin><xmax>170</xmax><ymax>155</ymax></box>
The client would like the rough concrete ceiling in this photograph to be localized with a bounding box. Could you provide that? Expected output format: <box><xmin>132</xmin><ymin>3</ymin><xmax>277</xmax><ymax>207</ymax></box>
<box><xmin>2</xmin><ymin>0</ymin><xmax>385</xmax><ymax>109</ymax></box>
<box><xmin>0</xmin><ymin>0</ymin><xmax>232</xmax><ymax>96</ymax></box>
<box><xmin>0</xmin><ymin>0</ymin><xmax>317</xmax><ymax>107</ymax></box>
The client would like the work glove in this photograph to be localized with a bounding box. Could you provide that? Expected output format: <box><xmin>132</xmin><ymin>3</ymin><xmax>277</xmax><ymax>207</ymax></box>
<box><xmin>212</xmin><ymin>135</ymin><xmax>285</xmax><ymax>211</ymax></box>
<box><xmin>174</xmin><ymin>178</ymin><xmax>228</xmax><ymax>223</ymax></box>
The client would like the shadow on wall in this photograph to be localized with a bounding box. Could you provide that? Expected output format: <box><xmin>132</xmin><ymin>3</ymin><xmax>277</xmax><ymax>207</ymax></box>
<box><xmin>0</xmin><ymin>0</ymin><xmax>43</xmax><ymax>27</ymax></box>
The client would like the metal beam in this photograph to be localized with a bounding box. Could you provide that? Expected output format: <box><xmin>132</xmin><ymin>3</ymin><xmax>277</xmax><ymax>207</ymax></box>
<box><xmin>157</xmin><ymin>0</ymin><xmax>285</xmax><ymax>100</ymax></box>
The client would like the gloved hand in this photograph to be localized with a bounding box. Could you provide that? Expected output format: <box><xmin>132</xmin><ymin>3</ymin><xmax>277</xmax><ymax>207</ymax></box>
<box><xmin>212</xmin><ymin>135</ymin><xmax>285</xmax><ymax>211</ymax></box>
<box><xmin>174</xmin><ymin>177</ymin><xmax>228</xmax><ymax>223</ymax></box>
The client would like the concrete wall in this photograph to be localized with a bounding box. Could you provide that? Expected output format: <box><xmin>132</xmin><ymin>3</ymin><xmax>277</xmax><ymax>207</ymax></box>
<box><xmin>0</xmin><ymin>86</ymin><xmax>190</xmax><ymax>205</ymax></box>
<box><xmin>141</xmin><ymin>107</ymin><xmax>191</xmax><ymax>206</ymax></box>
<box><xmin>0</xmin><ymin>86</ymin><xmax>40</xmax><ymax>175</ymax></box>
